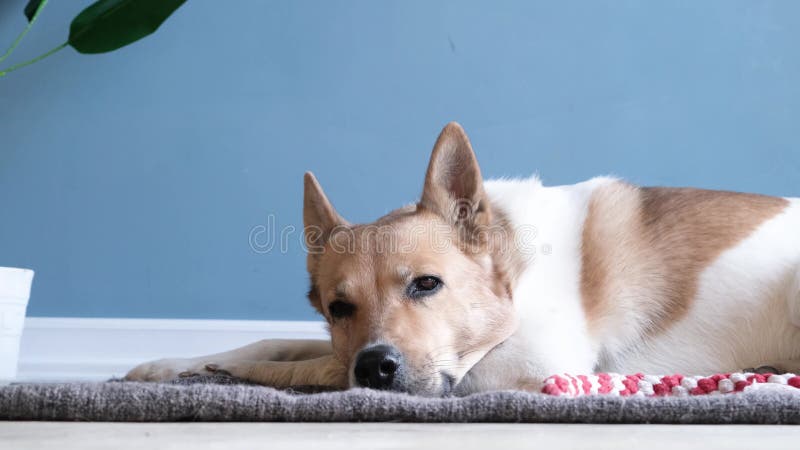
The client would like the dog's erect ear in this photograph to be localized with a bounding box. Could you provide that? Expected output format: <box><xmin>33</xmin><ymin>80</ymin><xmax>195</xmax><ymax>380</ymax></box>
<box><xmin>304</xmin><ymin>172</ymin><xmax>348</xmax><ymax>313</ymax></box>
<box><xmin>420</xmin><ymin>122</ymin><xmax>491</xmax><ymax>238</ymax></box>
<box><xmin>304</xmin><ymin>172</ymin><xmax>347</xmax><ymax>251</ymax></box>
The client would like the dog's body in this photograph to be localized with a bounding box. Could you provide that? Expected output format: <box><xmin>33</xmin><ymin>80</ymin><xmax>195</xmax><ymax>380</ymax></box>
<box><xmin>127</xmin><ymin>123</ymin><xmax>800</xmax><ymax>396</ymax></box>
<box><xmin>457</xmin><ymin>177</ymin><xmax>800</xmax><ymax>393</ymax></box>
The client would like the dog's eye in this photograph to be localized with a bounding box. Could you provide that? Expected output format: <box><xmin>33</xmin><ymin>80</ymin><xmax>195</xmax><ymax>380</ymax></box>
<box><xmin>407</xmin><ymin>276</ymin><xmax>443</xmax><ymax>299</ymax></box>
<box><xmin>328</xmin><ymin>300</ymin><xmax>355</xmax><ymax>320</ymax></box>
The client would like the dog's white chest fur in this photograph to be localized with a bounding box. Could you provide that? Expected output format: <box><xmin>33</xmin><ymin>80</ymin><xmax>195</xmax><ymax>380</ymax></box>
<box><xmin>481</xmin><ymin>176</ymin><xmax>800</xmax><ymax>382</ymax></box>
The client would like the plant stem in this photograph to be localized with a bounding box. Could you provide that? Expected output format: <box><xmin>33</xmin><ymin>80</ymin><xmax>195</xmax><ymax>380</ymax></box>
<box><xmin>0</xmin><ymin>42</ymin><xmax>67</xmax><ymax>78</ymax></box>
<box><xmin>0</xmin><ymin>0</ymin><xmax>50</xmax><ymax>64</ymax></box>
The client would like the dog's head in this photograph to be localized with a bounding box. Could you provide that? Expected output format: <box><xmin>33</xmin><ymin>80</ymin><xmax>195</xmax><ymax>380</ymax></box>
<box><xmin>304</xmin><ymin>123</ymin><xmax>520</xmax><ymax>396</ymax></box>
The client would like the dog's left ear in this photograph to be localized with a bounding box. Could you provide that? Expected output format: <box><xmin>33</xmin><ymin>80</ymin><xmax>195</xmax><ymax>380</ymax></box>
<box><xmin>420</xmin><ymin>122</ymin><xmax>491</xmax><ymax>240</ymax></box>
<box><xmin>303</xmin><ymin>172</ymin><xmax>348</xmax><ymax>250</ymax></box>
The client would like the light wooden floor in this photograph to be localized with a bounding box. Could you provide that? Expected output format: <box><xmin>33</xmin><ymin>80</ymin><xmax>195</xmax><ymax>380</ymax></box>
<box><xmin>1</xmin><ymin>422</ymin><xmax>800</xmax><ymax>449</ymax></box>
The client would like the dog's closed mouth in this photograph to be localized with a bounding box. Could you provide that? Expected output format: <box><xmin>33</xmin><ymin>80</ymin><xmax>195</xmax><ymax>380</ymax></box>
<box><xmin>441</xmin><ymin>372</ymin><xmax>456</xmax><ymax>396</ymax></box>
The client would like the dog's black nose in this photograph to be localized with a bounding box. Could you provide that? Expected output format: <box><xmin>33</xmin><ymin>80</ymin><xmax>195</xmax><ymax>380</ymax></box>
<box><xmin>353</xmin><ymin>345</ymin><xmax>401</xmax><ymax>390</ymax></box>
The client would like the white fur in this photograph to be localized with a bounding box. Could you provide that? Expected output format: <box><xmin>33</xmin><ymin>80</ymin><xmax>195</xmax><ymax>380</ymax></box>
<box><xmin>484</xmin><ymin>177</ymin><xmax>615</xmax><ymax>378</ymax></box>
<box><xmin>482</xmin><ymin>178</ymin><xmax>800</xmax><ymax>387</ymax></box>
<box><xmin>790</xmin><ymin>259</ymin><xmax>800</xmax><ymax>328</ymax></box>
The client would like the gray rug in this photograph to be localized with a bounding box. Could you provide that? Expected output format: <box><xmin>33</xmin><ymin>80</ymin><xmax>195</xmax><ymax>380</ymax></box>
<box><xmin>1</xmin><ymin>376</ymin><xmax>799</xmax><ymax>423</ymax></box>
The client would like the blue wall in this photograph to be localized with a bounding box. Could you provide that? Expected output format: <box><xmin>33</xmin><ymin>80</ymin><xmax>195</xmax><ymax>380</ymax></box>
<box><xmin>1</xmin><ymin>1</ymin><xmax>798</xmax><ymax>320</ymax></box>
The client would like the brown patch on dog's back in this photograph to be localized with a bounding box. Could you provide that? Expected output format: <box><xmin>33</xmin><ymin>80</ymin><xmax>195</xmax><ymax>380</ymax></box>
<box><xmin>581</xmin><ymin>182</ymin><xmax>788</xmax><ymax>337</ymax></box>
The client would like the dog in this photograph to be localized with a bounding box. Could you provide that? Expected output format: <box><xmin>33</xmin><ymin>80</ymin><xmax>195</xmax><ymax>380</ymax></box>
<box><xmin>126</xmin><ymin>122</ymin><xmax>800</xmax><ymax>397</ymax></box>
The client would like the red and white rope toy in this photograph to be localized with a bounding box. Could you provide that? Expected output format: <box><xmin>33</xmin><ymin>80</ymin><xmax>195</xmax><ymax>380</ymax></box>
<box><xmin>541</xmin><ymin>372</ymin><xmax>800</xmax><ymax>397</ymax></box>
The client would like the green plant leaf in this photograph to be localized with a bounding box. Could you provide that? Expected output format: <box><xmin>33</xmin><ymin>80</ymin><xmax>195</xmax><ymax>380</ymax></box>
<box><xmin>68</xmin><ymin>0</ymin><xmax>186</xmax><ymax>54</ymax></box>
<box><xmin>24</xmin><ymin>0</ymin><xmax>44</xmax><ymax>22</ymax></box>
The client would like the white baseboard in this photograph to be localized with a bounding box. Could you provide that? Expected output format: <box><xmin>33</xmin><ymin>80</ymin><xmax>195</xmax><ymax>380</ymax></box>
<box><xmin>17</xmin><ymin>317</ymin><xmax>329</xmax><ymax>382</ymax></box>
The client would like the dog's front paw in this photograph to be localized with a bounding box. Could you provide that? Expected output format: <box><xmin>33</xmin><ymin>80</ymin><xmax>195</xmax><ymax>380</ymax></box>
<box><xmin>203</xmin><ymin>362</ymin><xmax>249</xmax><ymax>379</ymax></box>
<box><xmin>124</xmin><ymin>358</ymin><xmax>213</xmax><ymax>382</ymax></box>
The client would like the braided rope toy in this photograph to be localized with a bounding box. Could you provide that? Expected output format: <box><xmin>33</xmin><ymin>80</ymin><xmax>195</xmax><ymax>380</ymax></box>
<box><xmin>541</xmin><ymin>372</ymin><xmax>800</xmax><ymax>397</ymax></box>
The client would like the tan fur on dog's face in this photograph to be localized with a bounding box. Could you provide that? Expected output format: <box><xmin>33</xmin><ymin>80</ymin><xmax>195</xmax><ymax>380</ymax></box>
<box><xmin>303</xmin><ymin>123</ymin><xmax>520</xmax><ymax>396</ymax></box>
